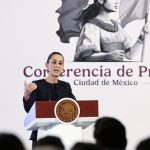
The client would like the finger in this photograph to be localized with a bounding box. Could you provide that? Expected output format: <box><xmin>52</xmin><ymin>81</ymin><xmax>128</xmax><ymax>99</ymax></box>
<box><xmin>28</xmin><ymin>87</ymin><xmax>36</xmax><ymax>92</ymax></box>
<box><xmin>26</xmin><ymin>87</ymin><xmax>33</xmax><ymax>92</ymax></box>
<box><xmin>119</xmin><ymin>50</ymin><xmax>125</xmax><ymax>54</ymax></box>
<box><xmin>27</xmin><ymin>85</ymin><xmax>36</xmax><ymax>90</ymax></box>
<box><xmin>24</xmin><ymin>80</ymin><xmax>28</xmax><ymax>87</ymax></box>
<box><xmin>27</xmin><ymin>83</ymin><xmax>36</xmax><ymax>88</ymax></box>
<box><xmin>120</xmin><ymin>53</ymin><xmax>124</xmax><ymax>57</ymax></box>
<box><xmin>118</xmin><ymin>54</ymin><xmax>123</xmax><ymax>58</ymax></box>
<box><xmin>119</xmin><ymin>56</ymin><xmax>124</xmax><ymax>60</ymax></box>
<box><xmin>27</xmin><ymin>84</ymin><xmax>37</xmax><ymax>91</ymax></box>
<box><xmin>30</xmin><ymin>83</ymin><xmax>37</xmax><ymax>89</ymax></box>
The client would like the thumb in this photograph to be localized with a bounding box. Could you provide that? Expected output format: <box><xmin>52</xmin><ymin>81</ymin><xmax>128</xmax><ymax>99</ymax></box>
<box><xmin>24</xmin><ymin>80</ymin><xmax>28</xmax><ymax>87</ymax></box>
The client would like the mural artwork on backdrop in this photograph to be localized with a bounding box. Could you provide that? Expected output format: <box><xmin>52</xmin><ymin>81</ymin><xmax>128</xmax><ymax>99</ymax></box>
<box><xmin>56</xmin><ymin>0</ymin><xmax>149</xmax><ymax>62</ymax></box>
<box><xmin>23</xmin><ymin>0</ymin><xmax>150</xmax><ymax>86</ymax></box>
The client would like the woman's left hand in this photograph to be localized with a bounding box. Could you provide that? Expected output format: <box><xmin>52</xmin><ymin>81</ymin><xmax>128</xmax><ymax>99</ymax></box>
<box><xmin>138</xmin><ymin>23</ymin><xmax>149</xmax><ymax>42</ymax></box>
<box><xmin>143</xmin><ymin>23</ymin><xmax>149</xmax><ymax>34</ymax></box>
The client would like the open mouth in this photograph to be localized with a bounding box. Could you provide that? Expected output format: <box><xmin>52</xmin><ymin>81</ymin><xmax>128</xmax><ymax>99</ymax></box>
<box><xmin>54</xmin><ymin>69</ymin><xmax>59</xmax><ymax>72</ymax></box>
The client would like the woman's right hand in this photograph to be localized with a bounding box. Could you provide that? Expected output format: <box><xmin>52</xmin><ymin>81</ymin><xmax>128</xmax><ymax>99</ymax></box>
<box><xmin>108</xmin><ymin>50</ymin><xmax>125</xmax><ymax>61</ymax></box>
<box><xmin>24</xmin><ymin>81</ymin><xmax>37</xmax><ymax>100</ymax></box>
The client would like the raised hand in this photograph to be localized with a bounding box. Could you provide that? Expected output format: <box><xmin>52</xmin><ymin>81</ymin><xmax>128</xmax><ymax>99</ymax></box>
<box><xmin>24</xmin><ymin>81</ymin><xmax>37</xmax><ymax>100</ymax></box>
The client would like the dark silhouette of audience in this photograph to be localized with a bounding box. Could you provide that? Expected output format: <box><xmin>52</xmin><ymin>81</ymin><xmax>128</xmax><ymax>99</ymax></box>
<box><xmin>0</xmin><ymin>133</ymin><xmax>25</xmax><ymax>150</ymax></box>
<box><xmin>71</xmin><ymin>142</ymin><xmax>99</xmax><ymax>150</ymax></box>
<box><xmin>33</xmin><ymin>135</ymin><xmax>65</xmax><ymax>150</ymax></box>
<box><xmin>93</xmin><ymin>117</ymin><xmax>127</xmax><ymax>150</ymax></box>
<box><xmin>3</xmin><ymin>116</ymin><xmax>150</xmax><ymax>150</ymax></box>
<box><xmin>136</xmin><ymin>137</ymin><xmax>150</xmax><ymax>150</ymax></box>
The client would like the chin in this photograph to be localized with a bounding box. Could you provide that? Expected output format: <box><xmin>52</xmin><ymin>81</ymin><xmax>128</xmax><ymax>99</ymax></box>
<box><xmin>109</xmin><ymin>10</ymin><xmax>117</xmax><ymax>13</ymax></box>
<box><xmin>105</xmin><ymin>8</ymin><xmax>117</xmax><ymax>13</ymax></box>
<box><xmin>53</xmin><ymin>74</ymin><xmax>60</xmax><ymax>77</ymax></box>
<box><xmin>110</xmin><ymin>8</ymin><xmax>117</xmax><ymax>12</ymax></box>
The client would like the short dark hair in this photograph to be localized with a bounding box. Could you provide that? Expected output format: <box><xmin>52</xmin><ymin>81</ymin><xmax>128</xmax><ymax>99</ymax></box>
<box><xmin>71</xmin><ymin>142</ymin><xmax>99</xmax><ymax>150</ymax></box>
<box><xmin>136</xmin><ymin>137</ymin><xmax>150</xmax><ymax>150</ymax></box>
<box><xmin>33</xmin><ymin>136</ymin><xmax>64</xmax><ymax>150</ymax></box>
<box><xmin>46</xmin><ymin>52</ymin><xmax>64</xmax><ymax>63</ymax></box>
<box><xmin>94</xmin><ymin>117</ymin><xmax>127</xmax><ymax>149</ymax></box>
<box><xmin>0</xmin><ymin>133</ymin><xmax>25</xmax><ymax>150</ymax></box>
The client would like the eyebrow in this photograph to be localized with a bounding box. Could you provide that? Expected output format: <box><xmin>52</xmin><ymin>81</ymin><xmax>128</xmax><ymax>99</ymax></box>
<box><xmin>51</xmin><ymin>59</ymin><xmax>64</xmax><ymax>62</ymax></box>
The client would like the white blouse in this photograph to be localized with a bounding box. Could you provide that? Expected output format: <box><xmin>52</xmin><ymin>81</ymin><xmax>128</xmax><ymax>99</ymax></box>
<box><xmin>74</xmin><ymin>19</ymin><xmax>131</xmax><ymax>61</ymax></box>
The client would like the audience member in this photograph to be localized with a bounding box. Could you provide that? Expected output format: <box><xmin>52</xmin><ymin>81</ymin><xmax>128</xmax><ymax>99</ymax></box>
<box><xmin>94</xmin><ymin>117</ymin><xmax>127</xmax><ymax>150</ymax></box>
<box><xmin>71</xmin><ymin>142</ymin><xmax>99</xmax><ymax>150</ymax></box>
<box><xmin>136</xmin><ymin>137</ymin><xmax>150</xmax><ymax>150</ymax></box>
<box><xmin>0</xmin><ymin>133</ymin><xmax>25</xmax><ymax>150</ymax></box>
<box><xmin>33</xmin><ymin>136</ymin><xmax>64</xmax><ymax>150</ymax></box>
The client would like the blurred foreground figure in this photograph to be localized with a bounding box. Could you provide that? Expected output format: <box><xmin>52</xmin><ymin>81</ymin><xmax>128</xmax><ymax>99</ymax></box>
<box><xmin>33</xmin><ymin>136</ymin><xmax>65</xmax><ymax>150</ymax></box>
<box><xmin>94</xmin><ymin>117</ymin><xmax>127</xmax><ymax>150</ymax></box>
<box><xmin>136</xmin><ymin>137</ymin><xmax>150</xmax><ymax>150</ymax></box>
<box><xmin>71</xmin><ymin>142</ymin><xmax>99</xmax><ymax>150</ymax></box>
<box><xmin>0</xmin><ymin>133</ymin><xmax>25</xmax><ymax>150</ymax></box>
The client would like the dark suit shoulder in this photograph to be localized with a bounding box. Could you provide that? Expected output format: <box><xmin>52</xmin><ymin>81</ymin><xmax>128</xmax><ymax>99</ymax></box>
<box><xmin>32</xmin><ymin>79</ymin><xmax>45</xmax><ymax>84</ymax></box>
<box><xmin>59</xmin><ymin>80</ymin><xmax>70</xmax><ymax>86</ymax></box>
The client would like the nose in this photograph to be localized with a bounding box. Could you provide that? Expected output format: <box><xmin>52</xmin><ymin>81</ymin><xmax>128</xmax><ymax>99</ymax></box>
<box><xmin>55</xmin><ymin>62</ymin><xmax>59</xmax><ymax>67</ymax></box>
<box><xmin>55</xmin><ymin>62</ymin><xmax>61</xmax><ymax>68</ymax></box>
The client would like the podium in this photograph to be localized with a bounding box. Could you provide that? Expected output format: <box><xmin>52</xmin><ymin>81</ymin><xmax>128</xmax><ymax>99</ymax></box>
<box><xmin>24</xmin><ymin>100</ymin><xmax>99</xmax><ymax>130</ymax></box>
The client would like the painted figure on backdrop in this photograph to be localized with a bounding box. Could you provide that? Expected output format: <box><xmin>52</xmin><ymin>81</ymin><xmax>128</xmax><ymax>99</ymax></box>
<box><xmin>74</xmin><ymin>0</ymin><xmax>148</xmax><ymax>62</ymax></box>
<box><xmin>56</xmin><ymin>0</ymin><xmax>149</xmax><ymax>62</ymax></box>
<box><xmin>23</xmin><ymin>52</ymin><xmax>76</xmax><ymax>143</ymax></box>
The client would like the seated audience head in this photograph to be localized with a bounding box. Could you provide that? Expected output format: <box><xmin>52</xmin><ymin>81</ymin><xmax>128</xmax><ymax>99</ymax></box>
<box><xmin>71</xmin><ymin>142</ymin><xmax>98</xmax><ymax>150</ymax></box>
<box><xmin>94</xmin><ymin>117</ymin><xmax>127</xmax><ymax>150</ymax></box>
<box><xmin>33</xmin><ymin>136</ymin><xmax>64</xmax><ymax>150</ymax></box>
<box><xmin>136</xmin><ymin>137</ymin><xmax>150</xmax><ymax>150</ymax></box>
<box><xmin>0</xmin><ymin>133</ymin><xmax>25</xmax><ymax>150</ymax></box>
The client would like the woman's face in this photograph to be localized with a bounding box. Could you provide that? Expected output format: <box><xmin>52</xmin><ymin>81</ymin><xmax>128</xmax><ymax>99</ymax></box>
<box><xmin>103</xmin><ymin>0</ymin><xmax>119</xmax><ymax>12</ymax></box>
<box><xmin>46</xmin><ymin>54</ymin><xmax>64</xmax><ymax>77</ymax></box>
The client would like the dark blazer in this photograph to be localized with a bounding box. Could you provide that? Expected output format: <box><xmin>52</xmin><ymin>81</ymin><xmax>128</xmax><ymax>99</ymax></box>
<box><xmin>23</xmin><ymin>79</ymin><xmax>76</xmax><ymax>141</ymax></box>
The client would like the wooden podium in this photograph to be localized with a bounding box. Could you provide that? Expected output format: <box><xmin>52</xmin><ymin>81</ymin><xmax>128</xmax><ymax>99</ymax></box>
<box><xmin>24</xmin><ymin>100</ymin><xmax>99</xmax><ymax>130</ymax></box>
